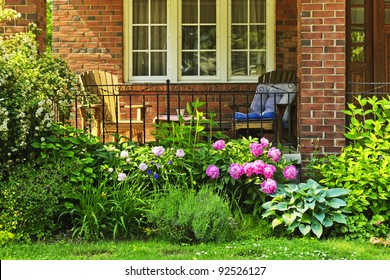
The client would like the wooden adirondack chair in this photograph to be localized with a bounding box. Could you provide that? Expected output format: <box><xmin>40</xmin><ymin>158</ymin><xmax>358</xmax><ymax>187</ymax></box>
<box><xmin>79</xmin><ymin>70</ymin><xmax>150</xmax><ymax>142</ymax></box>
<box><xmin>229</xmin><ymin>70</ymin><xmax>299</xmax><ymax>144</ymax></box>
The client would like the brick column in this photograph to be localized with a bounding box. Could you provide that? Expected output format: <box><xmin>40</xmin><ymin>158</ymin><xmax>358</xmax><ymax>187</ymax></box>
<box><xmin>297</xmin><ymin>0</ymin><xmax>346</xmax><ymax>157</ymax></box>
<box><xmin>52</xmin><ymin>0</ymin><xmax>123</xmax><ymax>78</ymax></box>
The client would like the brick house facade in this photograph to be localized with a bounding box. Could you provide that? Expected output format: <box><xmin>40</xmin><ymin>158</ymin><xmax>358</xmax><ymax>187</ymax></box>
<box><xmin>2</xmin><ymin>0</ymin><xmax>347</xmax><ymax>162</ymax></box>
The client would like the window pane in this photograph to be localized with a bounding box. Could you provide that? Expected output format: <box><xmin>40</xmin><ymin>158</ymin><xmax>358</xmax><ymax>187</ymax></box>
<box><xmin>351</xmin><ymin>28</ymin><xmax>365</xmax><ymax>43</ymax></box>
<box><xmin>232</xmin><ymin>52</ymin><xmax>248</xmax><ymax>76</ymax></box>
<box><xmin>352</xmin><ymin>0</ymin><xmax>364</xmax><ymax>4</ymax></box>
<box><xmin>133</xmin><ymin>0</ymin><xmax>148</xmax><ymax>24</ymax></box>
<box><xmin>351</xmin><ymin>46</ymin><xmax>365</xmax><ymax>62</ymax></box>
<box><xmin>200</xmin><ymin>26</ymin><xmax>216</xmax><ymax>49</ymax></box>
<box><xmin>133</xmin><ymin>52</ymin><xmax>149</xmax><ymax>76</ymax></box>
<box><xmin>151</xmin><ymin>0</ymin><xmax>167</xmax><ymax>24</ymax></box>
<box><xmin>182</xmin><ymin>52</ymin><xmax>199</xmax><ymax>75</ymax></box>
<box><xmin>183</xmin><ymin>0</ymin><xmax>198</xmax><ymax>23</ymax></box>
<box><xmin>250</xmin><ymin>51</ymin><xmax>266</xmax><ymax>76</ymax></box>
<box><xmin>200</xmin><ymin>52</ymin><xmax>216</xmax><ymax>75</ymax></box>
<box><xmin>232</xmin><ymin>0</ymin><xmax>247</xmax><ymax>23</ymax></box>
<box><xmin>351</xmin><ymin>7</ymin><xmax>364</xmax><ymax>24</ymax></box>
<box><xmin>151</xmin><ymin>26</ymin><xmax>167</xmax><ymax>50</ymax></box>
<box><xmin>386</xmin><ymin>9</ymin><xmax>390</xmax><ymax>24</ymax></box>
<box><xmin>133</xmin><ymin>26</ymin><xmax>148</xmax><ymax>50</ymax></box>
<box><xmin>151</xmin><ymin>52</ymin><xmax>167</xmax><ymax>75</ymax></box>
<box><xmin>200</xmin><ymin>0</ymin><xmax>216</xmax><ymax>23</ymax></box>
<box><xmin>250</xmin><ymin>0</ymin><xmax>266</xmax><ymax>23</ymax></box>
<box><xmin>232</xmin><ymin>26</ymin><xmax>248</xmax><ymax>49</ymax></box>
<box><xmin>182</xmin><ymin>26</ymin><xmax>198</xmax><ymax>50</ymax></box>
<box><xmin>250</xmin><ymin>25</ymin><xmax>266</xmax><ymax>49</ymax></box>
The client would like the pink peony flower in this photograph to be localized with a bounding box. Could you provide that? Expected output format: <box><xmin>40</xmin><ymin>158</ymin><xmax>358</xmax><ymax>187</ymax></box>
<box><xmin>261</xmin><ymin>179</ymin><xmax>277</xmax><ymax>194</ymax></box>
<box><xmin>206</xmin><ymin>165</ymin><xmax>220</xmax><ymax>180</ymax></box>
<box><xmin>249</xmin><ymin>142</ymin><xmax>264</xmax><ymax>157</ymax></box>
<box><xmin>253</xmin><ymin>160</ymin><xmax>265</xmax><ymax>175</ymax></box>
<box><xmin>243</xmin><ymin>162</ymin><xmax>256</xmax><ymax>177</ymax></box>
<box><xmin>229</xmin><ymin>163</ymin><xmax>244</xmax><ymax>180</ymax></box>
<box><xmin>283</xmin><ymin>165</ymin><xmax>299</xmax><ymax>180</ymax></box>
<box><xmin>152</xmin><ymin>146</ymin><xmax>165</xmax><ymax>157</ymax></box>
<box><xmin>260</xmin><ymin>137</ymin><xmax>270</xmax><ymax>148</ymax></box>
<box><xmin>212</xmin><ymin>139</ymin><xmax>226</xmax><ymax>150</ymax></box>
<box><xmin>263</xmin><ymin>164</ymin><xmax>276</xmax><ymax>179</ymax></box>
<box><xmin>176</xmin><ymin>148</ymin><xmax>185</xmax><ymax>158</ymax></box>
<box><xmin>267</xmin><ymin>147</ymin><xmax>281</xmax><ymax>162</ymax></box>
<box><xmin>117</xmin><ymin>172</ymin><xmax>127</xmax><ymax>182</ymax></box>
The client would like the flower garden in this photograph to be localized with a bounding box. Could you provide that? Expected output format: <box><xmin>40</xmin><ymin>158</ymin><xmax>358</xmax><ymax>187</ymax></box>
<box><xmin>1</xmin><ymin>6</ymin><xmax>389</xmax><ymax>254</ymax></box>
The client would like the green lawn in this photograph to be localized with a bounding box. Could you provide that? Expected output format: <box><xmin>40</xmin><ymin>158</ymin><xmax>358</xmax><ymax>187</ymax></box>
<box><xmin>1</xmin><ymin>237</ymin><xmax>389</xmax><ymax>260</ymax></box>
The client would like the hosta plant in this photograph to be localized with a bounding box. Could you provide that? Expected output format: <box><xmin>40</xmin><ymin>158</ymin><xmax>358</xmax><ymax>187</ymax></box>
<box><xmin>262</xmin><ymin>179</ymin><xmax>350</xmax><ymax>238</ymax></box>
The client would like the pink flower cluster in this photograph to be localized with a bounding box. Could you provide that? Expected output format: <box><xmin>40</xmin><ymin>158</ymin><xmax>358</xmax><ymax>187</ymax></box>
<box><xmin>205</xmin><ymin>138</ymin><xmax>299</xmax><ymax>195</ymax></box>
<box><xmin>206</xmin><ymin>165</ymin><xmax>220</xmax><ymax>180</ymax></box>
<box><xmin>228</xmin><ymin>161</ymin><xmax>276</xmax><ymax>180</ymax></box>
<box><xmin>267</xmin><ymin>147</ymin><xmax>281</xmax><ymax>162</ymax></box>
<box><xmin>283</xmin><ymin>165</ymin><xmax>299</xmax><ymax>180</ymax></box>
<box><xmin>212</xmin><ymin>139</ymin><xmax>226</xmax><ymax>150</ymax></box>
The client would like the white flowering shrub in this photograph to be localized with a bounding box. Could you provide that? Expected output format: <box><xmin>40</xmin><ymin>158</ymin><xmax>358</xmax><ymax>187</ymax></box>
<box><xmin>0</xmin><ymin>24</ymin><xmax>81</xmax><ymax>163</ymax></box>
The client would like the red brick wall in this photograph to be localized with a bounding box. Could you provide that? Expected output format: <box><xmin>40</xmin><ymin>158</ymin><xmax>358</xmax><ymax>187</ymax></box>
<box><xmin>276</xmin><ymin>0</ymin><xmax>298</xmax><ymax>71</ymax></box>
<box><xmin>1</xmin><ymin>0</ymin><xmax>46</xmax><ymax>53</ymax></box>
<box><xmin>297</xmin><ymin>0</ymin><xmax>346</xmax><ymax>156</ymax></box>
<box><xmin>52</xmin><ymin>0</ymin><xmax>123</xmax><ymax>78</ymax></box>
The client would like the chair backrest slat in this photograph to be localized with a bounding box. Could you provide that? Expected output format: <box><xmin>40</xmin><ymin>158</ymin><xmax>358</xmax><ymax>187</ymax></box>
<box><xmin>79</xmin><ymin>70</ymin><xmax>120</xmax><ymax>122</ymax></box>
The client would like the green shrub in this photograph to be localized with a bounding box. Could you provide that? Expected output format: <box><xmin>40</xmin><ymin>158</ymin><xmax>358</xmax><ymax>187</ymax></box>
<box><xmin>262</xmin><ymin>179</ymin><xmax>350</xmax><ymax>238</ymax></box>
<box><xmin>0</xmin><ymin>164</ymin><xmax>71</xmax><ymax>241</ymax></box>
<box><xmin>0</xmin><ymin>230</ymin><xmax>14</xmax><ymax>246</ymax></box>
<box><xmin>148</xmin><ymin>186</ymin><xmax>236</xmax><ymax>243</ymax></box>
<box><xmin>0</xmin><ymin>23</ymin><xmax>82</xmax><ymax>165</ymax></box>
<box><xmin>318</xmin><ymin>95</ymin><xmax>390</xmax><ymax>238</ymax></box>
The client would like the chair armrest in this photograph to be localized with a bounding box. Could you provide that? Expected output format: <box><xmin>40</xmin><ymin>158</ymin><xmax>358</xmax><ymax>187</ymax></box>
<box><xmin>123</xmin><ymin>104</ymin><xmax>152</xmax><ymax>121</ymax></box>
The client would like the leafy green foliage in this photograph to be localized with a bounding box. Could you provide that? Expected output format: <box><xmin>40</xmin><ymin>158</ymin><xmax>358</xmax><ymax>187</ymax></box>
<box><xmin>32</xmin><ymin>123</ymin><xmax>103</xmax><ymax>185</ymax></box>
<box><xmin>0</xmin><ymin>24</ymin><xmax>82</xmax><ymax>164</ymax></box>
<box><xmin>0</xmin><ymin>231</ymin><xmax>14</xmax><ymax>246</ymax></box>
<box><xmin>318</xmin><ymin>95</ymin><xmax>390</xmax><ymax>238</ymax></box>
<box><xmin>262</xmin><ymin>179</ymin><xmax>349</xmax><ymax>238</ymax></box>
<box><xmin>0</xmin><ymin>163</ymin><xmax>71</xmax><ymax>241</ymax></box>
<box><xmin>148</xmin><ymin>186</ymin><xmax>236</xmax><ymax>243</ymax></box>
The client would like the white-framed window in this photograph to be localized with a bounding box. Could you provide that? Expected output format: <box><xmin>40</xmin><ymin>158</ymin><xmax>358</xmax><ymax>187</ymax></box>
<box><xmin>124</xmin><ymin>0</ymin><xmax>275</xmax><ymax>83</ymax></box>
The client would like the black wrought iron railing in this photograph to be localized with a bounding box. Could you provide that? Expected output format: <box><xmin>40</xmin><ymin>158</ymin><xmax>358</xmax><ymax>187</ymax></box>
<box><xmin>66</xmin><ymin>80</ymin><xmax>298</xmax><ymax>147</ymax></box>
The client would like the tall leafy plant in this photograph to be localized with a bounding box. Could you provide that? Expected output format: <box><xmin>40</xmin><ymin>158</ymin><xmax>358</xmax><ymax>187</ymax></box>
<box><xmin>318</xmin><ymin>95</ymin><xmax>390</xmax><ymax>238</ymax></box>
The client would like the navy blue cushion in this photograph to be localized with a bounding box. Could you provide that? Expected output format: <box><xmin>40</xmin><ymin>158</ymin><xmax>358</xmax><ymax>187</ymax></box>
<box><xmin>234</xmin><ymin>111</ymin><xmax>275</xmax><ymax>120</ymax></box>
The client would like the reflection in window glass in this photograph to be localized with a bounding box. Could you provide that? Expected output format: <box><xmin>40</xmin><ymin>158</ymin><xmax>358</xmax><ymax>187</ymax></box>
<box><xmin>182</xmin><ymin>52</ymin><xmax>199</xmax><ymax>75</ymax></box>
<box><xmin>352</xmin><ymin>0</ymin><xmax>364</xmax><ymax>4</ymax></box>
<box><xmin>231</xmin><ymin>0</ymin><xmax>266</xmax><ymax>77</ymax></box>
<box><xmin>351</xmin><ymin>7</ymin><xmax>365</xmax><ymax>24</ymax></box>
<box><xmin>351</xmin><ymin>46</ymin><xmax>365</xmax><ymax>62</ymax></box>
<box><xmin>200</xmin><ymin>52</ymin><xmax>216</xmax><ymax>75</ymax></box>
<box><xmin>386</xmin><ymin>9</ymin><xmax>390</xmax><ymax>24</ymax></box>
<box><xmin>132</xmin><ymin>0</ymin><xmax>167</xmax><ymax>76</ymax></box>
<box><xmin>351</xmin><ymin>30</ymin><xmax>365</xmax><ymax>43</ymax></box>
<box><xmin>182</xmin><ymin>0</ymin><xmax>217</xmax><ymax>77</ymax></box>
<box><xmin>232</xmin><ymin>51</ymin><xmax>248</xmax><ymax>76</ymax></box>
